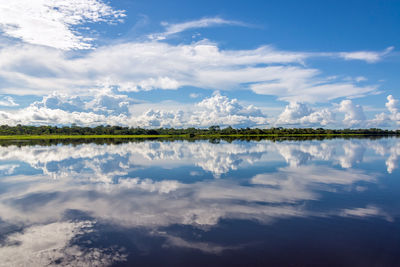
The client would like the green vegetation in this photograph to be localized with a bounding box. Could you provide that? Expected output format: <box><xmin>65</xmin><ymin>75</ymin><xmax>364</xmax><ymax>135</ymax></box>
<box><xmin>0</xmin><ymin>125</ymin><xmax>398</xmax><ymax>140</ymax></box>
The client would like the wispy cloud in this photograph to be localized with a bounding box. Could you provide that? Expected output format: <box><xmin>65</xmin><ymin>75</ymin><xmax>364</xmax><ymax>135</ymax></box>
<box><xmin>0</xmin><ymin>96</ymin><xmax>18</xmax><ymax>107</ymax></box>
<box><xmin>148</xmin><ymin>17</ymin><xmax>248</xmax><ymax>40</ymax></box>
<box><xmin>0</xmin><ymin>41</ymin><xmax>378</xmax><ymax>103</ymax></box>
<box><xmin>340</xmin><ymin>205</ymin><xmax>393</xmax><ymax>221</ymax></box>
<box><xmin>338</xmin><ymin>46</ymin><xmax>394</xmax><ymax>63</ymax></box>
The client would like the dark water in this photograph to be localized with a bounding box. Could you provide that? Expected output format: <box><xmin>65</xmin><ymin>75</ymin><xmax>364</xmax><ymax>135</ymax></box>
<box><xmin>0</xmin><ymin>137</ymin><xmax>399</xmax><ymax>266</ymax></box>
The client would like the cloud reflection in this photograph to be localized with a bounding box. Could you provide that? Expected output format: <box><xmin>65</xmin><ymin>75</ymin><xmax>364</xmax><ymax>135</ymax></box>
<box><xmin>0</xmin><ymin>221</ymin><xmax>127</xmax><ymax>266</ymax></box>
<box><xmin>0</xmin><ymin>138</ymin><xmax>398</xmax><ymax>265</ymax></box>
<box><xmin>0</xmin><ymin>138</ymin><xmax>398</xmax><ymax>179</ymax></box>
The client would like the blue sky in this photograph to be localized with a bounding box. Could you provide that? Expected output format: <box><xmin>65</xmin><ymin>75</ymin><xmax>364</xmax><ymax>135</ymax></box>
<box><xmin>0</xmin><ymin>0</ymin><xmax>399</xmax><ymax>128</ymax></box>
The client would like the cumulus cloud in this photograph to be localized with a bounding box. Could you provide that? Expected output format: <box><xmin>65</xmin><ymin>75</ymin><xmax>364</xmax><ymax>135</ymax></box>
<box><xmin>369</xmin><ymin>95</ymin><xmax>400</xmax><ymax>127</ymax></box>
<box><xmin>86</xmin><ymin>93</ymin><xmax>131</xmax><ymax>115</ymax></box>
<box><xmin>1</xmin><ymin>91</ymin><xmax>399</xmax><ymax>129</ymax></box>
<box><xmin>386</xmin><ymin>95</ymin><xmax>400</xmax><ymax>122</ymax></box>
<box><xmin>190</xmin><ymin>92</ymin><xmax>267</xmax><ymax>127</ymax></box>
<box><xmin>133</xmin><ymin>109</ymin><xmax>186</xmax><ymax>128</ymax></box>
<box><xmin>0</xmin><ymin>0</ymin><xmax>125</xmax><ymax>50</ymax></box>
<box><xmin>0</xmin><ymin>105</ymin><xmax>127</xmax><ymax>126</ymax></box>
<box><xmin>275</xmin><ymin>102</ymin><xmax>334</xmax><ymax>126</ymax></box>
<box><xmin>338</xmin><ymin>99</ymin><xmax>366</xmax><ymax>127</ymax></box>
<box><xmin>0</xmin><ymin>92</ymin><xmax>269</xmax><ymax>127</ymax></box>
<box><xmin>32</xmin><ymin>92</ymin><xmax>86</xmax><ymax>112</ymax></box>
<box><xmin>129</xmin><ymin>93</ymin><xmax>267</xmax><ymax>128</ymax></box>
<box><xmin>31</xmin><ymin>91</ymin><xmax>132</xmax><ymax>116</ymax></box>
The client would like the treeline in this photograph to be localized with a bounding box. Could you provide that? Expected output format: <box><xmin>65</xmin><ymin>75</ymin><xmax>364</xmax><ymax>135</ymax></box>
<box><xmin>0</xmin><ymin>125</ymin><xmax>399</xmax><ymax>136</ymax></box>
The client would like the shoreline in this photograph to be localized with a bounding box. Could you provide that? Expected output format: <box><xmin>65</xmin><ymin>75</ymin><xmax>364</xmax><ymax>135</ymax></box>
<box><xmin>0</xmin><ymin>133</ymin><xmax>399</xmax><ymax>140</ymax></box>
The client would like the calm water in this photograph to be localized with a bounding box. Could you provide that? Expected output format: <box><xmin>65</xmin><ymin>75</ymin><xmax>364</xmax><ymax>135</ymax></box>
<box><xmin>0</xmin><ymin>137</ymin><xmax>399</xmax><ymax>266</ymax></box>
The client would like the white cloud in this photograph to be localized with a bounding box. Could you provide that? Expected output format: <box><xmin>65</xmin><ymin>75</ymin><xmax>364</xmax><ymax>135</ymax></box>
<box><xmin>1</xmin><ymin>91</ymin><xmax>399</xmax><ymax>129</ymax></box>
<box><xmin>32</xmin><ymin>92</ymin><xmax>86</xmax><ymax>112</ymax></box>
<box><xmin>355</xmin><ymin>76</ymin><xmax>367</xmax><ymax>82</ymax></box>
<box><xmin>0</xmin><ymin>41</ymin><xmax>378</xmax><ymax>104</ymax></box>
<box><xmin>0</xmin><ymin>0</ymin><xmax>125</xmax><ymax>50</ymax></box>
<box><xmin>32</xmin><ymin>91</ymin><xmax>132</xmax><ymax>115</ymax></box>
<box><xmin>133</xmin><ymin>109</ymin><xmax>186</xmax><ymax>128</ymax></box>
<box><xmin>386</xmin><ymin>95</ymin><xmax>400</xmax><ymax>120</ymax></box>
<box><xmin>275</xmin><ymin>102</ymin><xmax>334</xmax><ymax>126</ymax></box>
<box><xmin>251</xmin><ymin>73</ymin><xmax>377</xmax><ymax>103</ymax></box>
<box><xmin>129</xmin><ymin>93</ymin><xmax>268</xmax><ymax>128</ymax></box>
<box><xmin>189</xmin><ymin>93</ymin><xmax>201</xmax><ymax>99</ymax></box>
<box><xmin>149</xmin><ymin>17</ymin><xmax>246</xmax><ymax>40</ymax></box>
<box><xmin>340</xmin><ymin>205</ymin><xmax>393</xmax><ymax>221</ymax></box>
<box><xmin>369</xmin><ymin>95</ymin><xmax>400</xmax><ymax>127</ymax></box>
<box><xmin>0</xmin><ymin>9</ymin><xmax>395</xmax><ymax>128</ymax></box>
<box><xmin>159</xmin><ymin>233</ymin><xmax>239</xmax><ymax>254</ymax></box>
<box><xmin>86</xmin><ymin>93</ymin><xmax>131</xmax><ymax>115</ymax></box>
<box><xmin>338</xmin><ymin>46</ymin><xmax>394</xmax><ymax>63</ymax></box>
<box><xmin>338</xmin><ymin>99</ymin><xmax>366</xmax><ymax>127</ymax></box>
<box><xmin>0</xmin><ymin>92</ymin><xmax>269</xmax><ymax>128</ymax></box>
<box><xmin>0</xmin><ymin>105</ymin><xmax>127</xmax><ymax>126</ymax></box>
<box><xmin>0</xmin><ymin>96</ymin><xmax>18</xmax><ymax>107</ymax></box>
<box><xmin>190</xmin><ymin>92</ymin><xmax>267</xmax><ymax>127</ymax></box>
<box><xmin>0</xmin><ymin>90</ymin><xmax>134</xmax><ymax>126</ymax></box>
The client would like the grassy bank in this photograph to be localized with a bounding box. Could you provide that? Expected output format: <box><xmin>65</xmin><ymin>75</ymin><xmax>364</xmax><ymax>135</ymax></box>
<box><xmin>0</xmin><ymin>134</ymin><xmax>184</xmax><ymax>140</ymax></box>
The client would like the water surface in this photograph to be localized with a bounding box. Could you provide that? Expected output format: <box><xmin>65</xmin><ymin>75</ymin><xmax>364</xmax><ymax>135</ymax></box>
<box><xmin>0</xmin><ymin>137</ymin><xmax>399</xmax><ymax>266</ymax></box>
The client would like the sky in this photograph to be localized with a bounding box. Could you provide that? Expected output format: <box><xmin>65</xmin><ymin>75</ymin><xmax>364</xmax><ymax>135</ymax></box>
<box><xmin>0</xmin><ymin>0</ymin><xmax>399</xmax><ymax>128</ymax></box>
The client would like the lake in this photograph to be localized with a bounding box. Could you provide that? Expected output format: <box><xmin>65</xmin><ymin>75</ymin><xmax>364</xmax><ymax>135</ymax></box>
<box><xmin>0</xmin><ymin>137</ymin><xmax>399</xmax><ymax>266</ymax></box>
